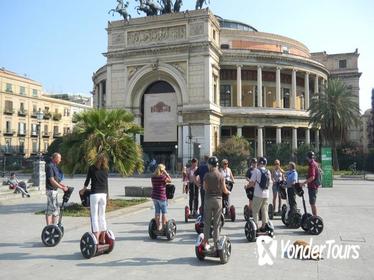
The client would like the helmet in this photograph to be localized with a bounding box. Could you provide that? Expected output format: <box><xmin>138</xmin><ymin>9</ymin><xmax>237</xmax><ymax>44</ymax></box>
<box><xmin>258</xmin><ymin>157</ymin><xmax>267</xmax><ymax>165</ymax></box>
<box><xmin>249</xmin><ymin>158</ymin><xmax>257</xmax><ymax>164</ymax></box>
<box><xmin>208</xmin><ymin>156</ymin><xmax>219</xmax><ymax>167</ymax></box>
<box><xmin>307</xmin><ymin>151</ymin><xmax>315</xmax><ymax>159</ymax></box>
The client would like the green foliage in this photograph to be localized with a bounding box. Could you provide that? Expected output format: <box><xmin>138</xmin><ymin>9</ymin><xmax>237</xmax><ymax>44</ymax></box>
<box><xmin>365</xmin><ymin>149</ymin><xmax>374</xmax><ymax>172</ymax></box>
<box><xmin>308</xmin><ymin>79</ymin><xmax>360</xmax><ymax>170</ymax></box>
<box><xmin>266</xmin><ymin>143</ymin><xmax>292</xmax><ymax>165</ymax></box>
<box><xmin>59</xmin><ymin>109</ymin><xmax>144</xmax><ymax>176</ymax></box>
<box><xmin>214</xmin><ymin>136</ymin><xmax>252</xmax><ymax>175</ymax></box>
<box><xmin>337</xmin><ymin>143</ymin><xmax>365</xmax><ymax>170</ymax></box>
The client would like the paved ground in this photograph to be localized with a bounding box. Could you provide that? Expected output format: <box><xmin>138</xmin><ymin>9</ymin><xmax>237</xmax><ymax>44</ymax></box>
<box><xmin>0</xmin><ymin>177</ymin><xmax>373</xmax><ymax>280</ymax></box>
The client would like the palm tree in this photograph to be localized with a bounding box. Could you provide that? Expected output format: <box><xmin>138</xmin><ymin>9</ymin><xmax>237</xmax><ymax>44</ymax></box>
<box><xmin>60</xmin><ymin>109</ymin><xmax>144</xmax><ymax>177</ymax></box>
<box><xmin>308</xmin><ymin>79</ymin><xmax>360</xmax><ymax>170</ymax></box>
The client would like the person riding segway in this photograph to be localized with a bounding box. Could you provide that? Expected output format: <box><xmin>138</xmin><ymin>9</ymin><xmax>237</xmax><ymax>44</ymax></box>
<box><xmin>220</xmin><ymin>159</ymin><xmax>236</xmax><ymax>222</ymax></box>
<box><xmin>243</xmin><ymin>158</ymin><xmax>257</xmax><ymax>221</ymax></box>
<box><xmin>195</xmin><ymin>156</ymin><xmax>232</xmax><ymax>264</ymax></box>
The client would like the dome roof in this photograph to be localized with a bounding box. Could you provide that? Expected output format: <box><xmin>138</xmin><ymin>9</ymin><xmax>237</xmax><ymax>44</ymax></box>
<box><xmin>215</xmin><ymin>16</ymin><xmax>258</xmax><ymax>32</ymax></box>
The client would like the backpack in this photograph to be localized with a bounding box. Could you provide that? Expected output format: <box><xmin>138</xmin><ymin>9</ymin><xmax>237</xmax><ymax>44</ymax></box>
<box><xmin>258</xmin><ymin>169</ymin><xmax>270</xmax><ymax>190</ymax></box>
<box><xmin>314</xmin><ymin>166</ymin><xmax>323</xmax><ymax>186</ymax></box>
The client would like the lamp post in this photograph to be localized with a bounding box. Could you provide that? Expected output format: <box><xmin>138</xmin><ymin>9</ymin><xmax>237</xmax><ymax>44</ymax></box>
<box><xmin>36</xmin><ymin>108</ymin><xmax>44</xmax><ymax>159</ymax></box>
<box><xmin>34</xmin><ymin>108</ymin><xmax>45</xmax><ymax>190</ymax></box>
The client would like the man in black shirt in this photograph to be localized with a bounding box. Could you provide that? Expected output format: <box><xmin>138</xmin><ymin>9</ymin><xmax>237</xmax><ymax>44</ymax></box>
<box><xmin>45</xmin><ymin>153</ymin><xmax>68</xmax><ymax>225</ymax></box>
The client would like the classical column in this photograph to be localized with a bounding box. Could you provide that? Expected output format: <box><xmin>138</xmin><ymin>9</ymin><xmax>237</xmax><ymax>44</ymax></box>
<box><xmin>257</xmin><ymin>127</ymin><xmax>264</xmax><ymax>157</ymax></box>
<box><xmin>237</xmin><ymin>126</ymin><xmax>242</xmax><ymax>137</ymax></box>
<box><xmin>305</xmin><ymin>128</ymin><xmax>310</xmax><ymax>145</ymax></box>
<box><xmin>106</xmin><ymin>65</ymin><xmax>112</xmax><ymax>108</ymax></box>
<box><xmin>257</xmin><ymin>66</ymin><xmax>263</xmax><ymax>107</ymax></box>
<box><xmin>276</xmin><ymin>67</ymin><xmax>281</xmax><ymax>108</ymax></box>
<box><xmin>178</xmin><ymin>115</ymin><xmax>183</xmax><ymax>159</ymax></box>
<box><xmin>291</xmin><ymin>69</ymin><xmax>297</xmax><ymax>109</ymax></box>
<box><xmin>237</xmin><ymin>65</ymin><xmax>242</xmax><ymax>107</ymax></box>
<box><xmin>304</xmin><ymin>72</ymin><xmax>310</xmax><ymax>110</ymax></box>
<box><xmin>314</xmin><ymin>75</ymin><xmax>319</xmax><ymax>94</ymax></box>
<box><xmin>315</xmin><ymin>129</ymin><xmax>320</xmax><ymax>152</ymax></box>
<box><xmin>263</xmin><ymin>86</ymin><xmax>267</xmax><ymax>107</ymax></box>
<box><xmin>292</xmin><ymin>127</ymin><xmax>298</xmax><ymax>150</ymax></box>
<box><xmin>98</xmin><ymin>82</ymin><xmax>102</xmax><ymax>108</ymax></box>
<box><xmin>252</xmin><ymin>85</ymin><xmax>256</xmax><ymax>107</ymax></box>
<box><xmin>276</xmin><ymin>127</ymin><xmax>282</xmax><ymax>144</ymax></box>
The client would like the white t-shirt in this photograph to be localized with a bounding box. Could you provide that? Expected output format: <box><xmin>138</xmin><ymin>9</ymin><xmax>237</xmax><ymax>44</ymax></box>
<box><xmin>250</xmin><ymin>167</ymin><xmax>272</xmax><ymax>199</ymax></box>
<box><xmin>220</xmin><ymin>167</ymin><xmax>233</xmax><ymax>182</ymax></box>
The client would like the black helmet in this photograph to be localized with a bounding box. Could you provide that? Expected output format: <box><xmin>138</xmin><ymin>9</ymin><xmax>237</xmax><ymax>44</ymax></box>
<box><xmin>208</xmin><ymin>156</ymin><xmax>219</xmax><ymax>167</ymax></box>
<box><xmin>258</xmin><ymin>157</ymin><xmax>267</xmax><ymax>165</ymax></box>
<box><xmin>249</xmin><ymin>158</ymin><xmax>257</xmax><ymax>164</ymax></box>
<box><xmin>307</xmin><ymin>151</ymin><xmax>315</xmax><ymax>159</ymax></box>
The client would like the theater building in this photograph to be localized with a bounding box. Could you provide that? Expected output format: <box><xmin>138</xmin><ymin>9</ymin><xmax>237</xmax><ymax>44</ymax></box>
<box><xmin>92</xmin><ymin>9</ymin><xmax>359</xmax><ymax>166</ymax></box>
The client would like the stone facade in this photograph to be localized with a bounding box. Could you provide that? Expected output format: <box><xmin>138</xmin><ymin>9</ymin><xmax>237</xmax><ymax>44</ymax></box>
<box><xmin>93</xmin><ymin>9</ymin><xmax>339</xmax><ymax>166</ymax></box>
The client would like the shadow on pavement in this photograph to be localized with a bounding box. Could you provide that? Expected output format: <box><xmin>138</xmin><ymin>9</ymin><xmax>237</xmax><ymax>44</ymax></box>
<box><xmin>0</xmin><ymin>203</ymin><xmax>45</xmax><ymax>214</ymax></box>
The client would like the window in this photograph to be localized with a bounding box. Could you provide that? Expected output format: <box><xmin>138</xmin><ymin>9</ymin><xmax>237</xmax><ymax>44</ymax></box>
<box><xmin>44</xmin><ymin>124</ymin><xmax>48</xmax><ymax>134</ymax></box>
<box><xmin>32</xmin><ymin>141</ymin><xmax>38</xmax><ymax>153</ymax></box>
<box><xmin>31</xmin><ymin>124</ymin><xmax>38</xmax><ymax>135</ymax></box>
<box><xmin>5</xmin><ymin>139</ymin><xmax>11</xmax><ymax>153</ymax></box>
<box><xmin>5</xmin><ymin>100</ymin><xmax>13</xmax><ymax>111</ymax></box>
<box><xmin>213</xmin><ymin>29</ymin><xmax>216</xmax><ymax>40</ymax></box>
<box><xmin>339</xmin><ymin>59</ymin><xmax>347</xmax><ymax>69</ymax></box>
<box><xmin>220</xmin><ymin>85</ymin><xmax>232</xmax><ymax>107</ymax></box>
<box><xmin>6</xmin><ymin>121</ymin><xmax>11</xmax><ymax>133</ymax></box>
<box><xmin>44</xmin><ymin>141</ymin><xmax>49</xmax><ymax>152</ymax></box>
<box><xmin>32</xmin><ymin>105</ymin><xmax>37</xmax><ymax>113</ymax></box>
<box><xmin>20</xmin><ymin>102</ymin><xmax>25</xmax><ymax>112</ymax></box>
<box><xmin>18</xmin><ymin>122</ymin><xmax>26</xmax><ymax>134</ymax></box>
<box><xmin>53</xmin><ymin>126</ymin><xmax>59</xmax><ymax>135</ymax></box>
<box><xmin>6</xmin><ymin>83</ymin><xmax>13</xmax><ymax>92</ymax></box>
<box><xmin>32</xmin><ymin>89</ymin><xmax>38</xmax><ymax>96</ymax></box>
<box><xmin>19</xmin><ymin>140</ymin><xmax>25</xmax><ymax>154</ymax></box>
<box><xmin>44</xmin><ymin>106</ymin><xmax>50</xmax><ymax>112</ymax></box>
<box><xmin>20</xmin><ymin>86</ymin><xmax>26</xmax><ymax>95</ymax></box>
<box><xmin>283</xmin><ymin>88</ymin><xmax>290</xmax><ymax>108</ymax></box>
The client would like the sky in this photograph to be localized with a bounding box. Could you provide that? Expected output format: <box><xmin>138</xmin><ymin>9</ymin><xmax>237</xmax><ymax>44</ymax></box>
<box><xmin>0</xmin><ymin>0</ymin><xmax>373</xmax><ymax>112</ymax></box>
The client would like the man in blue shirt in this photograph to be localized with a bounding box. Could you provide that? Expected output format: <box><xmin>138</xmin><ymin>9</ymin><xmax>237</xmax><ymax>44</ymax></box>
<box><xmin>285</xmin><ymin>161</ymin><xmax>298</xmax><ymax>214</ymax></box>
<box><xmin>45</xmin><ymin>153</ymin><xmax>68</xmax><ymax>225</ymax></box>
<box><xmin>194</xmin><ymin>155</ymin><xmax>209</xmax><ymax>215</ymax></box>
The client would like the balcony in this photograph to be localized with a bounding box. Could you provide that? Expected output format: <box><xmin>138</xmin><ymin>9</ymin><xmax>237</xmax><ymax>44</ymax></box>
<box><xmin>53</xmin><ymin>113</ymin><xmax>62</xmax><ymax>121</ymax></box>
<box><xmin>53</xmin><ymin>132</ymin><xmax>62</xmax><ymax>138</ymax></box>
<box><xmin>42</xmin><ymin>131</ymin><xmax>51</xmax><ymax>138</ymax></box>
<box><xmin>31</xmin><ymin>111</ymin><xmax>37</xmax><ymax>118</ymax></box>
<box><xmin>3</xmin><ymin>108</ymin><xmax>15</xmax><ymax>115</ymax></box>
<box><xmin>43</xmin><ymin>112</ymin><xmax>52</xmax><ymax>120</ymax></box>
<box><xmin>18</xmin><ymin>130</ymin><xmax>27</xmax><ymax>137</ymax></box>
<box><xmin>18</xmin><ymin>109</ymin><xmax>28</xmax><ymax>117</ymax></box>
<box><xmin>3</xmin><ymin>129</ymin><xmax>15</xmax><ymax>136</ymax></box>
<box><xmin>30</xmin><ymin>131</ymin><xmax>38</xmax><ymax>137</ymax></box>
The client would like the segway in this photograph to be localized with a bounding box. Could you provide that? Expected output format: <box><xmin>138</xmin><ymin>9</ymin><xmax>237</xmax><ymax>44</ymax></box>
<box><xmin>184</xmin><ymin>196</ymin><xmax>200</xmax><ymax>223</ymax></box>
<box><xmin>41</xmin><ymin>187</ymin><xmax>74</xmax><ymax>247</ymax></box>
<box><xmin>195</xmin><ymin>233</ymin><xmax>231</xmax><ymax>264</ymax></box>
<box><xmin>222</xmin><ymin>180</ymin><xmax>235</xmax><ymax>222</ymax></box>
<box><xmin>243</xmin><ymin>186</ymin><xmax>254</xmax><ymax>221</ymax></box>
<box><xmin>244</xmin><ymin>218</ymin><xmax>274</xmax><ymax>242</ymax></box>
<box><xmin>294</xmin><ymin>183</ymin><xmax>324</xmax><ymax>235</ymax></box>
<box><xmin>79</xmin><ymin>189</ymin><xmax>115</xmax><ymax>259</ymax></box>
<box><xmin>269</xmin><ymin>181</ymin><xmax>287</xmax><ymax>220</ymax></box>
<box><xmin>148</xmin><ymin>184</ymin><xmax>177</xmax><ymax>240</ymax></box>
<box><xmin>281</xmin><ymin>184</ymin><xmax>302</xmax><ymax>229</ymax></box>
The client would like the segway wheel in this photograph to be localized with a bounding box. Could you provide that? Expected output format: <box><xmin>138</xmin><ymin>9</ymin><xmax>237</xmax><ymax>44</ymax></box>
<box><xmin>301</xmin><ymin>213</ymin><xmax>313</xmax><ymax>232</ymax></box>
<box><xmin>166</xmin><ymin>219</ymin><xmax>177</xmax><ymax>240</ymax></box>
<box><xmin>244</xmin><ymin>220</ymin><xmax>256</xmax><ymax>242</ymax></box>
<box><xmin>185</xmin><ymin>206</ymin><xmax>190</xmax><ymax>223</ymax></box>
<box><xmin>307</xmin><ymin>216</ymin><xmax>324</xmax><ymax>235</ymax></box>
<box><xmin>195</xmin><ymin>234</ymin><xmax>205</xmax><ymax>261</ymax></box>
<box><xmin>218</xmin><ymin>238</ymin><xmax>232</xmax><ymax>264</ymax></box>
<box><xmin>41</xmin><ymin>225</ymin><xmax>63</xmax><ymax>247</ymax></box>
<box><xmin>80</xmin><ymin>232</ymin><xmax>97</xmax><ymax>259</ymax></box>
<box><xmin>229</xmin><ymin>205</ymin><xmax>236</xmax><ymax>222</ymax></box>
<box><xmin>104</xmin><ymin>230</ymin><xmax>115</xmax><ymax>254</ymax></box>
<box><xmin>58</xmin><ymin>224</ymin><xmax>64</xmax><ymax>237</ymax></box>
<box><xmin>288</xmin><ymin>211</ymin><xmax>302</xmax><ymax>229</ymax></box>
<box><xmin>281</xmin><ymin>204</ymin><xmax>287</xmax><ymax>213</ymax></box>
<box><xmin>281</xmin><ymin>209</ymin><xmax>289</xmax><ymax>226</ymax></box>
<box><xmin>243</xmin><ymin>205</ymin><xmax>250</xmax><ymax>221</ymax></box>
<box><xmin>268</xmin><ymin>204</ymin><xmax>274</xmax><ymax>220</ymax></box>
<box><xmin>148</xmin><ymin>219</ymin><xmax>158</xmax><ymax>239</ymax></box>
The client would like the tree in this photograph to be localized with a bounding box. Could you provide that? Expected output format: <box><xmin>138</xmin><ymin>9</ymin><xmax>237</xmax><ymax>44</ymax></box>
<box><xmin>308</xmin><ymin>79</ymin><xmax>360</xmax><ymax>170</ymax></box>
<box><xmin>59</xmin><ymin>109</ymin><xmax>144</xmax><ymax>177</ymax></box>
<box><xmin>214</xmin><ymin>136</ymin><xmax>252</xmax><ymax>175</ymax></box>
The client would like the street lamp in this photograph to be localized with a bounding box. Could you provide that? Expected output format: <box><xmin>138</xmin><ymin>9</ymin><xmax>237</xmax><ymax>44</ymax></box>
<box><xmin>36</xmin><ymin>108</ymin><xmax>44</xmax><ymax>159</ymax></box>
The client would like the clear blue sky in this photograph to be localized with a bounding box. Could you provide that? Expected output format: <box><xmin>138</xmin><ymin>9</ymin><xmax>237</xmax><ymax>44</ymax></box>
<box><xmin>1</xmin><ymin>0</ymin><xmax>373</xmax><ymax>112</ymax></box>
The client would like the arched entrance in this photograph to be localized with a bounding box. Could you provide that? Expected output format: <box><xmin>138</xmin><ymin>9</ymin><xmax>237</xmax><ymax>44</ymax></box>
<box><xmin>141</xmin><ymin>81</ymin><xmax>178</xmax><ymax>172</ymax></box>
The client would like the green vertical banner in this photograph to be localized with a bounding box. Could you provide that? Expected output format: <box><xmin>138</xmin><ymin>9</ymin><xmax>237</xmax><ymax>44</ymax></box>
<box><xmin>321</xmin><ymin>147</ymin><xmax>333</xmax><ymax>188</ymax></box>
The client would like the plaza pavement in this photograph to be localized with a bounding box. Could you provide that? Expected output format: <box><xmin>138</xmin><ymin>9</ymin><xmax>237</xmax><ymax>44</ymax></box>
<box><xmin>0</xmin><ymin>177</ymin><xmax>373</xmax><ymax>280</ymax></box>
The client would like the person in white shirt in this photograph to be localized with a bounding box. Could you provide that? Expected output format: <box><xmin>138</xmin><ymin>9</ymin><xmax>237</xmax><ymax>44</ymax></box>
<box><xmin>247</xmin><ymin>157</ymin><xmax>272</xmax><ymax>231</ymax></box>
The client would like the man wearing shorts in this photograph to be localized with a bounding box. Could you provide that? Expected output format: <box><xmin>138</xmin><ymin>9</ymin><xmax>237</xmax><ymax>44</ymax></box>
<box><xmin>45</xmin><ymin>153</ymin><xmax>68</xmax><ymax>225</ymax></box>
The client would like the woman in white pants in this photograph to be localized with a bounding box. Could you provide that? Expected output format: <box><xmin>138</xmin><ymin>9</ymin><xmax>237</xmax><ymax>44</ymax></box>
<box><xmin>81</xmin><ymin>153</ymin><xmax>109</xmax><ymax>244</ymax></box>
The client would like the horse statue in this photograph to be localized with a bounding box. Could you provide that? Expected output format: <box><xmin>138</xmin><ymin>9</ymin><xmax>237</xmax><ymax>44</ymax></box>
<box><xmin>158</xmin><ymin>0</ymin><xmax>173</xmax><ymax>14</ymax></box>
<box><xmin>135</xmin><ymin>0</ymin><xmax>161</xmax><ymax>16</ymax></box>
<box><xmin>173</xmin><ymin>0</ymin><xmax>183</xmax><ymax>12</ymax></box>
<box><xmin>108</xmin><ymin>0</ymin><xmax>131</xmax><ymax>22</ymax></box>
<box><xmin>195</xmin><ymin>0</ymin><xmax>210</xmax><ymax>10</ymax></box>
